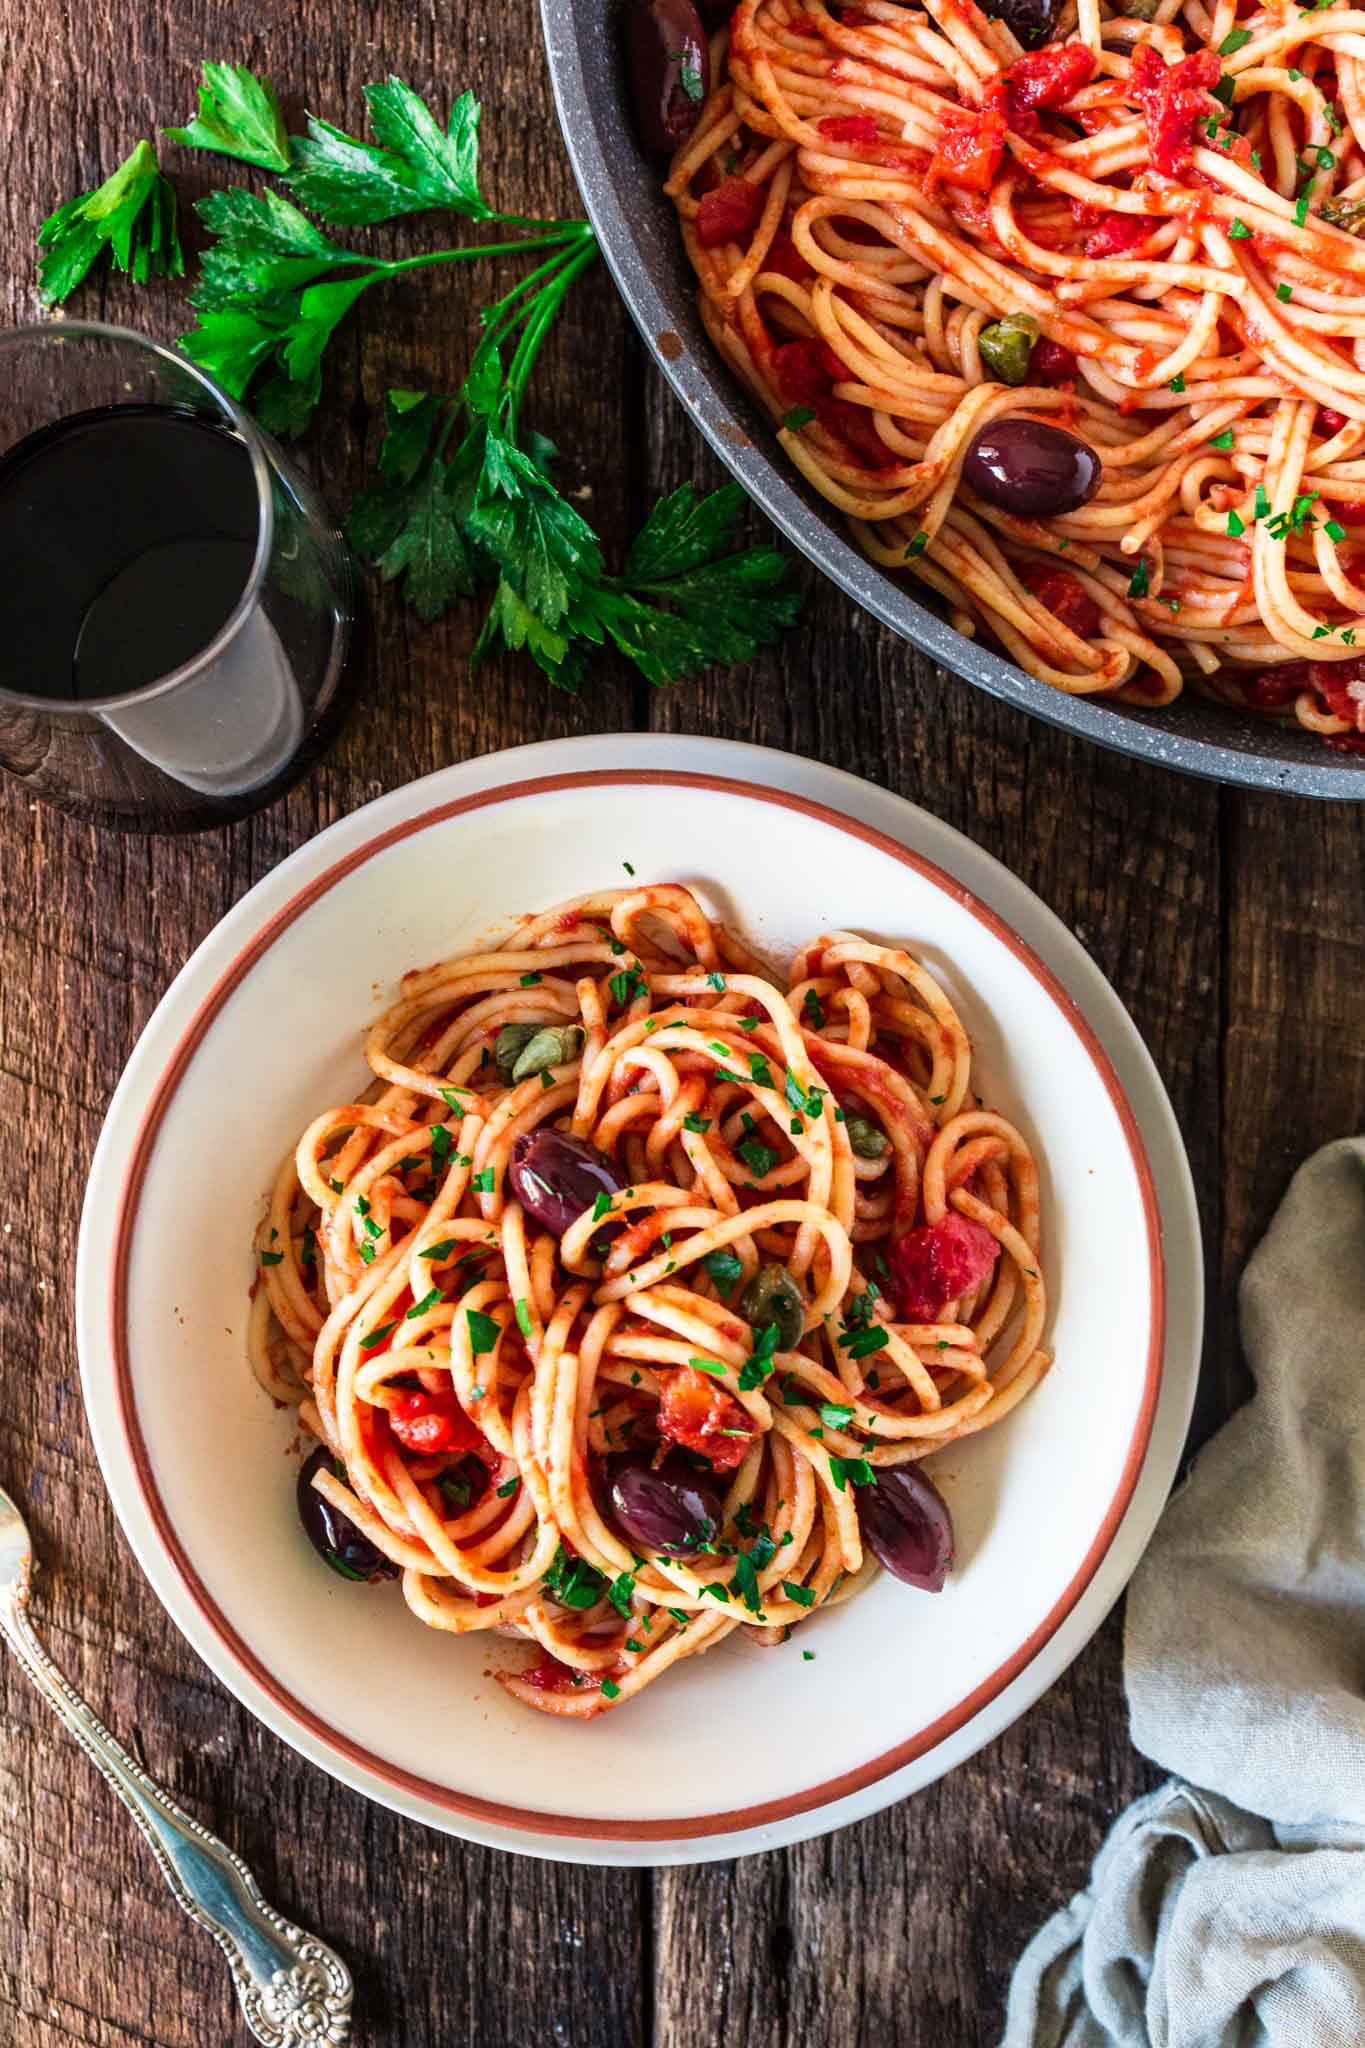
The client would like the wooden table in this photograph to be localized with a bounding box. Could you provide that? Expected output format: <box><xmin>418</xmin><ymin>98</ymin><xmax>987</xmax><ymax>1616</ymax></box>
<box><xmin>3</xmin><ymin>5</ymin><xmax>1363</xmax><ymax>2043</ymax></box>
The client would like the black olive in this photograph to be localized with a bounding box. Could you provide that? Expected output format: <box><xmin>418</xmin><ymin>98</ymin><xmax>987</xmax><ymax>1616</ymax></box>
<box><xmin>963</xmin><ymin>418</ymin><xmax>1101</xmax><ymax>518</ymax></box>
<box><xmin>296</xmin><ymin>1445</ymin><xmax>399</xmax><ymax>1582</ymax></box>
<box><xmin>983</xmin><ymin>0</ymin><xmax>1063</xmax><ymax>46</ymax></box>
<box><xmin>606</xmin><ymin>1454</ymin><xmax>724</xmax><ymax>1554</ymax></box>
<box><xmin>625</xmin><ymin>0</ymin><xmax>711</xmax><ymax>157</ymax></box>
<box><xmin>856</xmin><ymin>1464</ymin><xmax>954</xmax><ymax>1590</ymax></box>
<box><xmin>508</xmin><ymin>1127</ymin><xmax>624</xmax><ymax>1237</ymax></box>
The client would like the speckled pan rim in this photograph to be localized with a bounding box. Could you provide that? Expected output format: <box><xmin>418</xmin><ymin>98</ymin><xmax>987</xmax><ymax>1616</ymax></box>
<box><xmin>538</xmin><ymin>0</ymin><xmax>1365</xmax><ymax>801</ymax></box>
<box><xmin>98</xmin><ymin>768</ymin><xmax>1162</xmax><ymax>1845</ymax></box>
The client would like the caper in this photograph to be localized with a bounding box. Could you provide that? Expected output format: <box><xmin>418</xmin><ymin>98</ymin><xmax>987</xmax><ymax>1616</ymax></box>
<box><xmin>1110</xmin><ymin>0</ymin><xmax>1158</xmax><ymax>16</ymax></box>
<box><xmin>738</xmin><ymin>1264</ymin><xmax>806</xmax><ymax>1351</ymax></box>
<box><xmin>494</xmin><ymin>1022</ymin><xmax>541</xmax><ymax>1072</ymax></box>
<box><xmin>845</xmin><ymin>1113</ymin><xmax>890</xmax><ymax>1159</ymax></box>
<box><xmin>511</xmin><ymin>1024</ymin><xmax>586</xmax><ymax>1082</ymax></box>
<box><xmin>978</xmin><ymin>312</ymin><xmax>1041</xmax><ymax>388</ymax></box>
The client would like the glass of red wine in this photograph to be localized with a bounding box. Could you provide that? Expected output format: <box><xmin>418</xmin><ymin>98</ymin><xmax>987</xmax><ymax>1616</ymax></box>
<box><xmin>0</xmin><ymin>321</ymin><xmax>354</xmax><ymax>830</ymax></box>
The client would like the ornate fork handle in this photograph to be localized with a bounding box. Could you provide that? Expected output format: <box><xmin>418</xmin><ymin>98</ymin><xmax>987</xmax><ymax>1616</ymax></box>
<box><xmin>0</xmin><ymin>1588</ymin><xmax>352</xmax><ymax>2045</ymax></box>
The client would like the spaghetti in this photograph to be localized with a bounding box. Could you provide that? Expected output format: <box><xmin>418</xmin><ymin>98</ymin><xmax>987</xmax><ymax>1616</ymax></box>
<box><xmin>251</xmin><ymin>885</ymin><xmax>1050</xmax><ymax>1717</ymax></box>
<box><xmin>663</xmin><ymin>0</ymin><xmax>1365</xmax><ymax>751</ymax></box>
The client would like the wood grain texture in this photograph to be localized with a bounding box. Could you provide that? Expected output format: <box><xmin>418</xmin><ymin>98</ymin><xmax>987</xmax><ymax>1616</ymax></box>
<box><xmin>0</xmin><ymin>2</ymin><xmax>1361</xmax><ymax>2044</ymax></box>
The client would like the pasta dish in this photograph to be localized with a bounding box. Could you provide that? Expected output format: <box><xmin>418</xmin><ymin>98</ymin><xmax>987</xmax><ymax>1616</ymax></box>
<box><xmin>660</xmin><ymin>0</ymin><xmax>1365</xmax><ymax>752</ymax></box>
<box><xmin>251</xmin><ymin>884</ymin><xmax>1050</xmax><ymax>1716</ymax></box>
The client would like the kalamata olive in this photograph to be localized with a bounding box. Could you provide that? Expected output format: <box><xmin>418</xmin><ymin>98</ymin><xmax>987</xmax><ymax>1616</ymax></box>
<box><xmin>963</xmin><ymin>418</ymin><xmax>1101</xmax><ymax>518</ymax></box>
<box><xmin>296</xmin><ymin>1445</ymin><xmax>399</xmax><ymax>1583</ymax></box>
<box><xmin>855</xmin><ymin>1465</ymin><xmax>954</xmax><ymax>1591</ymax></box>
<box><xmin>508</xmin><ymin>1126</ymin><xmax>624</xmax><ymax>1237</ymax></box>
<box><xmin>606</xmin><ymin>1453</ymin><xmax>724</xmax><ymax>1555</ymax></box>
<box><xmin>984</xmin><ymin>0</ymin><xmax>1063</xmax><ymax>46</ymax></box>
<box><xmin>738</xmin><ymin>1263</ymin><xmax>806</xmax><ymax>1350</ymax></box>
<box><xmin>697</xmin><ymin>0</ymin><xmax>737</xmax><ymax>21</ymax></box>
<box><xmin>626</xmin><ymin>0</ymin><xmax>711</xmax><ymax>157</ymax></box>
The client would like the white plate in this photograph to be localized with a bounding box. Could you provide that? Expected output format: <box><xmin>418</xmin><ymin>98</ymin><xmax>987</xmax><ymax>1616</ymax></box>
<box><xmin>76</xmin><ymin>735</ymin><xmax>1202</xmax><ymax>1866</ymax></box>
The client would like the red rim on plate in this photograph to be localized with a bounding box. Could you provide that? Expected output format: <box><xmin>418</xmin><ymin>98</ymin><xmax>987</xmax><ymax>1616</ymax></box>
<box><xmin>108</xmin><ymin>770</ymin><xmax>1165</xmax><ymax>1842</ymax></box>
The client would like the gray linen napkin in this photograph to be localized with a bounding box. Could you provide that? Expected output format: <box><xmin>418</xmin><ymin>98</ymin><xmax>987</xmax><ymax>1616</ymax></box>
<box><xmin>1003</xmin><ymin>1135</ymin><xmax>1365</xmax><ymax>2048</ymax></box>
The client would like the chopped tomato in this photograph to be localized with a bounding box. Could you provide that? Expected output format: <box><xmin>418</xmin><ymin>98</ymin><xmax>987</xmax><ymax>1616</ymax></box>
<box><xmin>835</xmin><ymin>4</ymin><xmax>879</xmax><ymax>21</ymax></box>
<box><xmin>773</xmin><ymin>338</ymin><xmax>835</xmax><ymax>405</ymax></box>
<box><xmin>696</xmin><ymin>176</ymin><xmax>765</xmax><ymax>249</ymax></box>
<box><xmin>519</xmin><ymin>1655</ymin><xmax>587</xmax><ymax>1694</ymax></box>
<box><xmin>1129</xmin><ymin>45</ymin><xmax>1221</xmax><ymax>178</ymax></box>
<box><xmin>1242</xmin><ymin>662</ymin><xmax>1310</xmax><ymax>711</ymax></box>
<box><xmin>889</xmin><ymin>1214</ymin><xmax>1001</xmax><ymax>1321</ymax></box>
<box><xmin>390</xmin><ymin>1387</ymin><xmax>485</xmax><ymax>1456</ymax></box>
<box><xmin>818</xmin><ymin>114</ymin><xmax>880</xmax><ymax>147</ymax></box>
<box><xmin>787</xmin><ymin>11</ymin><xmax>822</xmax><ymax>31</ymax></box>
<box><xmin>1018</xmin><ymin>561</ymin><xmax>1102</xmax><ymax>639</ymax></box>
<box><xmin>1006</xmin><ymin>44</ymin><xmax>1097</xmax><ymax>115</ymax></box>
<box><xmin>657</xmin><ymin>1366</ymin><xmax>757</xmax><ymax>1471</ymax></box>
<box><xmin>1243</xmin><ymin>656</ymin><xmax>1365</xmax><ymax>727</ymax></box>
<box><xmin>1084</xmin><ymin>213</ymin><xmax>1151</xmax><ymax>259</ymax></box>
<box><xmin>927</xmin><ymin>103</ymin><xmax>1006</xmax><ymax>195</ymax></box>
<box><xmin>814</xmin><ymin>394</ymin><xmax>896</xmax><ymax>468</ymax></box>
<box><xmin>1033</xmin><ymin>337</ymin><xmax>1079</xmax><ymax>384</ymax></box>
<box><xmin>1312</xmin><ymin>658</ymin><xmax>1365</xmax><ymax>731</ymax></box>
<box><xmin>762</xmin><ymin>232</ymin><xmax>810</xmax><ymax>282</ymax></box>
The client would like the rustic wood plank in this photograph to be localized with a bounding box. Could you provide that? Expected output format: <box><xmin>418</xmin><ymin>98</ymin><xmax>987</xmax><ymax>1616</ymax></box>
<box><xmin>0</xmin><ymin>4</ymin><xmax>644</xmax><ymax>2045</ymax></box>
<box><xmin>640</xmin><ymin>353</ymin><xmax>1224</xmax><ymax>2046</ymax></box>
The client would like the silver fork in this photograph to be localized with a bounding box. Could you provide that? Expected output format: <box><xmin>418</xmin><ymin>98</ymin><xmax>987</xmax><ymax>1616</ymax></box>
<box><xmin>0</xmin><ymin>1478</ymin><xmax>353</xmax><ymax>2045</ymax></box>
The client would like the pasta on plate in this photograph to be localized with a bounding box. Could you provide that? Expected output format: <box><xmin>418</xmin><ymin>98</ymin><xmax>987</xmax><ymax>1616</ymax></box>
<box><xmin>251</xmin><ymin>885</ymin><xmax>1050</xmax><ymax>1716</ymax></box>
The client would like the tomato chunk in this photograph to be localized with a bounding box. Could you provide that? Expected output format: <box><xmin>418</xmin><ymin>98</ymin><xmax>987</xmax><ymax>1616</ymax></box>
<box><xmin>1018</xmin><ymin>561</ymin><xmax>1102</xmax><ymax>639</ymax></box>
<box><xmin>927</xmin><ymin>104</ymin><xmax>1006</xmax><ymax>195</ymax></box>
<box><xmin>657</xmin><ymin>1367</ymin><xmax>757</xmax><ymax>1471</ymax></box>
<box><xmin>814</xmin><ymin>394</ymin><xmax>896</xmax><ymax>469</ymax></box>
<box><xmin>818</xmin><ymin>114</ymin><xmax>880</xmax><ymax>147</ymax></box>
<box><xmin>696</xmin><ymin>176</ymin><xmax>766</xmax><ymax>249</ymax></box>
<box><xmin>520</xmin><ymin>1655</ymin><xmax>586</xmax><ymax>1694</ymax></box>
<box><xmin>1006</xmin><ymin>44</ymin><xmax>1097</xmax><ymax>114</ymax></box>
<box><xmin>773</xmin><ymin>338</ymin><xmax>836</xmax><ymax>406</ymax></box>
<box><xmin>1084</xmin><ymin>213</ymin><xmax>1151</xmax><ymax>259</ymax></box>
<box><xmin>1033</xmin><ymin>337</ymin><xmax>1079</xmax><ymax>384</ymax></box>
<box><xmin>1129</xmin><ymin>45</ymin><xmax>1221</xmax><ymax>177</ymax></box>
<box><xmin>762</xmin><ymin>232</ymin><xmax>811</xmax><ymax>282</ymax></box>
<box><xmin>889</xmin><ymin>1214</ymin><xmax>1001</xmax><ymax>1322</ymax></box>
<box><xmin>390</xmin><ymin>1387</ymin><xmax>485</xmax><ymax>1456</ymax></box>
<box><xmin>1312</xmin><ymin>658</ymin><xmax>1365</xmax><ymax>731</ymax></box>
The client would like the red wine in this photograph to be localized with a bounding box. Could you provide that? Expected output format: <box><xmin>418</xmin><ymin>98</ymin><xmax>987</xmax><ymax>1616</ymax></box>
<box><xmin>0</xmin><ymin>404</ymin><xmax>259</xmax><ymax>702</ymax></box>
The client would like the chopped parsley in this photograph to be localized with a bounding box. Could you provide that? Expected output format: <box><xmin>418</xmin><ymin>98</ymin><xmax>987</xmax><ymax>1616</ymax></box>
<box><xmin>802</xmin><ymin>987</ymin><xmax>826</xmax><ymax>1029</ymax></box>
<box><xmin>687</xmin><ymin>1356</ymin><xmax>728</xmax><ymax>1378</ymax></box>
<box><xmin>1326</xmin><ymin>520</ymin><xmax>1347</xmax><ymax>542</ymax></box>
<box><xmin>471</xmin><ymin>1166</ymin><xmax>495</xmax><ymax>1193</ymax></box>
<box><xmin>406</xmin><ymin>1287</ymin><xmax>443</xmax><ymax>1319</ymax></box>
<box><xmin>746</xmin><ymin>1051</ymin><xmax>775</xmax><ymax>1089</ymax></box>
<box><xmin>544</xmin><ymin>1544</ymin><xmax>606</xmax><ymax>1610</ymax></box>
<box><xmin>1275</xmin><ymin>283</ymin><xmax>1293</xmax><ymax>303</ymax></box>
<box><xmin>496</xmin><ymin>1476</ymin><xmax>520</xmax><ymax>1498</ymax></box>
<box><xmin>592</xmin><ymin>1191</ymin><xmax>615</xmax><ymax>1221</ymax></box>
<box><xmin>819</xmin><ymin>1401</ymin><xmax>855</xmax><ymax>1428</ymax></box>
<box><xmin>300</xmin><ymin>1225</ymin><xmax>316</xmax><ymax>1267</ymax></box>
<box><xmin>359</xmin><ymin>1320</ymin><xmax>397</xmax><ymax>1349</ymax></box>
<box><xmin>784</xmin><ymin>1071</ymin><xmax>825</xmax><ymax>1119</ymax></box>
<box><xmin>519</xmin><ymin>971</ymin><xmax>542</xmax><ymax>987</ymax></box>
<box><xmin>466</xmin><ymin>1307</ymin><xmax>499</xmax><ymax>1356</ymax></box>
<box><xmin>904</xmin><ymin>530</ymin><xmax>929</xmax><ymax>559</ymax></box>
<box><xmin>1227</xmin><ymin>509</ymin><xmax>1246</xmax><ymax>538</ymax></box>
<box><xmin>260</xmin><ymin>1249</ymin><xmax>283</xmax><ymax>1266</ymax></box>
<box><xmin>607</xmin><ymin>1571</ymin><xmax>637</xmax><ymax>1617</ymax></box>
<box><xmin>738</xmin><ymin>1322</ymin><xmax>780</xmax><ymax>1392</ymax></box>
<box><xmin>838</xmin><ymin>1325</ymin><xmax>889</xmax><ymax>1360</ymax></box>
<box><xmin>1227</xmin><ymin>219</ymin><xmax>1251</xmax><ymax>240</ymax></box>
<box><xmin>829</xmin><ymin>1454</ymin><xmax>876</xmax><ymax>1491</ymax></box>
<box><xmin>1210</xmin><ymin>429</ymin><xmax>1235</xmax><ymax>450</ymax></box>
<box><xmin>736</xmin><ymin>1137</ymin><xmax>779</xmax><ymax>1177</ymax></box>
<box><xmin>683</xmin><ymin>1113</ymin><xmax>712</xmax><ymax>1134</ymax></box>
<box><xmin>1218</xmin><ymin>25</ymin><xmax>1252</xmax><ymax>51</ymax></box>
<box><xmin>1127</xmin><ymin>559</ymin><xmax>1150</xmax><ymax>599</ymax></box>
<box><xmin>515</xmin><ymin>1297</ymin><xmax>534</xmax><ymax>1336</ymax></box>
<box><xmin>782</xmin><ymin>405</ymin><xmax>815</xmax><ymax>431</ymax></box>
<box><xmin>784</xmin><ymin>1581</ymin><xmax>816</xmax><ymax>1607</ymax></box>
<box><xmin>706</xmin><ymin>970</ymin><xmax>727</xmax><ymax>991</ymax></box>
<box><xmin>703</xmin><ymin>1247</ymin><xmax>744</xmax><ymax>1295</ymax></box>
<box><xmin>438</xmin><ymin>1085</ymin><xmax>469</xmax><ymax>1112</ymax></box>
<box><xmin>1169</xmin><ymin>373</ymin><xmax>1186</xmax><ymax>393</ymax></box>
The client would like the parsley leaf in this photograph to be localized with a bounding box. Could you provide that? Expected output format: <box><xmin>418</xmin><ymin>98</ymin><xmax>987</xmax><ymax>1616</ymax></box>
<box><xmin>287</xmin><ymin>81</ymin><xmax>491</xmax><ymax>224</ymax></box>
<box><xmin>38</xmin><ymin>140</ymin><xmax>184</xmax><ymax>304</ymax></box>
<box><xmin>165</xmin><ymin>61</ymin><xmax>292</xmax><ymax>172</ymax></box>
<box><xmin>703</xmin><ymin>1247</ymin><xmax>745</xmax><ymax>1296</ymax></box>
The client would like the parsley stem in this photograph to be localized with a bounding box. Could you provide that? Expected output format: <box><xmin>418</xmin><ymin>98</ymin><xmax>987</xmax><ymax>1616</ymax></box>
<box><xmin>503</xmin><ymin>238</ymin><xmax>598</xmax><ymax>431</ymax></box>
<box><xmin>378</xmin><ymin>225</ymin><xmax>590</xmax><ymax>283</ymax></box>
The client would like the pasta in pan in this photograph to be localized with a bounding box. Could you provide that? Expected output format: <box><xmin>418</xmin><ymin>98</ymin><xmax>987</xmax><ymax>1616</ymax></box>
<box><xmin>662</xmin><ymin>0</ymin><xmax>1365</xmax><ymax>750</ymax></box>
<box><xmin>251</xmin><ymin>885</ymin><xmax>1050</xmax><ymax>1716</ymax></box>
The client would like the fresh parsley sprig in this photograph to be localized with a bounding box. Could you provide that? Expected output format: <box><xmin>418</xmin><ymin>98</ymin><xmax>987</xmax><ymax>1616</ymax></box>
<box><xmin>38</xmin><ymin>141</ymin><xmax>184</xmax><ymax>305</ymax></box>
<box><xmin>36</xmin><ymin>61</ymin><xmax>804</xmax><ymax>689</ymax></box>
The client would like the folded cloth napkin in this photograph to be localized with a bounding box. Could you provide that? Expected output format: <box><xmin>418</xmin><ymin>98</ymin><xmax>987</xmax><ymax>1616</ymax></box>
<box><xmin>1003</xmin><ymin>1135</ymin><xmax>1365</xmax><ymax>2048</ymax></box>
